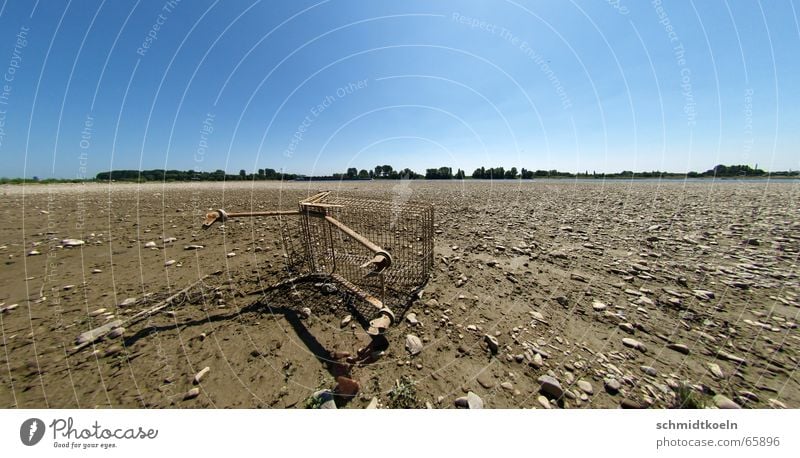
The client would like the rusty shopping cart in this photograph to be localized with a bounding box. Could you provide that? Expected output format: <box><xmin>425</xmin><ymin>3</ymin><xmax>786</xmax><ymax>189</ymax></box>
<box><xmin>202</xmin><ymin>191</ymin><xmax>434</xmax><ymax>337</ymax></box>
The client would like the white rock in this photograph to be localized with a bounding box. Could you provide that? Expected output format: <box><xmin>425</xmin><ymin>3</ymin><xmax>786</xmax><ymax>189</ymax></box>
<box><xmin>226</xmin><ymin>252</ymin><xmax>236</xmax><ymax>258</ymax></box>
<box><xmin>193</xmin><ymin>366</ymin><xmax>210</xmax><ymax>384</ymax></box>
<box><xmin>405</xmin><ymin>334</ymin><xmax>423</xmax><ymax>355</ymax></box>
<box><xmin>164</xmin><ymin>260</ymin><xmax>176</xmax><ymax>266</ymax></box>
<box><xmin>340</xmin><ymin>315</ymin><xmax>352</xmax><ymax>327</ymax></box>
<box><xmin>61</xmin><ymin>239</ymin><xmax>85</xmax><ymax>247</ymax></box>
<box><xmin>144</xmin><ymin>241</ymin><xmax>157</xmax><ymax>248</ymax></box>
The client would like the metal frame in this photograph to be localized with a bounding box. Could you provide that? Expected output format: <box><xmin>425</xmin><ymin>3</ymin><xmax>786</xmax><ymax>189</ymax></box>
<box><xmin>202</xmin><ymin>191</ymin><xmax>434</xmax><ymax>336</ymax></box>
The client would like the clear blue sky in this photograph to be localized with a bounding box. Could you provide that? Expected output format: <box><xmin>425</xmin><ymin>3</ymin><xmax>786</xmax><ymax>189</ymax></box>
<box><xmin>0</xmin><ymin>0</ymin><xmax>797</xmax><ymax>178</ymax></box>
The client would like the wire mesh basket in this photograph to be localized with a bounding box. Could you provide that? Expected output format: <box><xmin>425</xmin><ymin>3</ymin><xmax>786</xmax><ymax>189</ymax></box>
<box><xmin>203</xmin><ymin>191</ymin><xmax>434</xmax><ymax>335</ymax></box>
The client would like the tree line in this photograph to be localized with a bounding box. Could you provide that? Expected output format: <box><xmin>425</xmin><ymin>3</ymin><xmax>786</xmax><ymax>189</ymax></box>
<box><xmin>2</xmin><ymin>163</ymin><xmax>795</xmax><ymax>184</ymax></box>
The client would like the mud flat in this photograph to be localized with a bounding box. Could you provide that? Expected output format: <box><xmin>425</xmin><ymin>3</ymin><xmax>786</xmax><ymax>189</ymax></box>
<box><xmin>1</xmin><ymin>179</ymin><xmax>798</xmax><ymax>408</ymax></box>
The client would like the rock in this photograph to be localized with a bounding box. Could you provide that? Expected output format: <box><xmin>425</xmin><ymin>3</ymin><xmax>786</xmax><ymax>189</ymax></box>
<box><xmin>340</xmin><ymin>315</ymin><xmax>352</xmax><ymax>327</ymax></box>
<box><xmin>620</xmin><ymin>399</ymin><xmax>642</xmax><ymax>409</ymax></box>
<box><xmin>300</xmin><ymin>307</ymin><xmax>312</xmax><ymax>318</ymax></box>
<box><xmin>693</xmin><ymin>290</ymin><xmax>715</xmax><ymax>300</ymax></box>
<box><xmin>0</xmin><ymin>303</ymin><xmax>19</xmax><ymax>314</ymax></box>
<box><xmin>640</xmin><ymin>365</ymin><xmax>657</xmax><ymax>376</ymax></box>
<box><xmin>193</xmin><ymin>366</ymin><xmax>210</xmax><ymax>384</ymax></box>
<box><xmin>477</xmin><ymin>373</ymin><xmax>495</xmax><ymax>389</ymax></box>
<box><xmin>577</xmin><ymin>380</ymin><xmax>594</xmax><ymax>395</ymax></box>
<box><xmin>164</xmin><ymin>259</ymin><xmax>176</xmax><ymax>266</ymax></box>
<box><xmin>405</xmin><ymin>334</ymin><xmax>423</xmax><ymax>356</ymax></box>
<box><xmin>184</xmin><ymin>388</ymin><xmax>200</xmax><ymax>400</ymax></box>
<box><xmin>537</xmin><ymin>375</ymin><xmax>563</xmax><ymax>400</ymax></box>
<box><xmin>708</xmin><ymin>363</ymin><xmax>724</xmax><ymax>379</ymax></box>
<box><xmin>119</xmin><ymin>298</ymin><xmax>136</xmax><ymax>307</ymax></box>
<box><xmin>667</xmin><ymin>343</ymin><xmax>690</xmax><ymax>355</ymax></box>
<box><xmin>144</xmin><ymin>241</ymin><xmax>157</xmax><ymax>248</ymax></box>
<box><xmin>484</xmin><ymin>334</ymin><xmax>499</xmax><ymax>354</ymax></box>
<box><xmin>592</xmin><ymin>301</ymin><xmax>607</xmax><ymax>311</ymax></box>
<box><xmin>604</xmin><ymin>378</ymin><xmax>621</xmax><ymax>395</ymax></box>
<box><xmin>226</xmin><ymin>252</ymin><xmax>236</xmax><ymax>258</ymax></box>
<box><xmin>163</xmin><ymin>237</ymin><xmax>177</xmax><ymax>243</ymax></box>
<box><xmin>366</xmin><ymin>397</ymin><xmax>379</xmax><ymax>409</ymax></box>
<box><xmin>768</xmin><ymin>399</ymin><xmax>786</xmax><ymax>409</ymax></box>
<box><xmin>27</xmin><ymin>250</ymin><xmax>41</xmax><ymax>256</ymax></box>
<box><xmin>622</xmin><ymin>337</ymin><xmax>647</xmax><ymax>353</ymax></box>
<box><xmin>89</xmin><ymin>308</ymin><xmax>106</xmax><ymax>317</ymax></box>
<box><xmin>500</xmin><ymin>381</ymin><xmax>514</xmax><ymax>391</ymax></box>
<box><xmin>335</xmin><ymin>376</ymin><xmax>360</xmax><ymax>397</ymax></box>
<box><xmin>425</xmin><ymin>299</ymin><xmax>439</xmax><ymax>308</ymax></box>
<box><xmin>108</xmin><ymin>327</ymin><xmax>125</xmax><ymax>339</ymax></box>
<box><xmin>537</xmin><ymin>395</ymin><xmax>551</xmax><ymax>409</ymax></box>
<box><xmin>530</xmin><ymin>352</ymin><xmax>544</xmax><ymax>368</ymax></box>
<box><xmin>405</xmin><ymin>313</ymin><xmax>419</xmax><ymax>326</ymax></box>
<box><xmin>184</xmin><ymin>244</ymin><xmax>204</xmax><ymax>250</ymax></box>
<box><xmin>467</xmin><ymin>391</ymin><xmax>484</xmax><ymax>409</ymax></box>
<box><xmin>554</xmin><ymin>296</ymin><xmax>569</xmax><ymax>306</ymax></box>
<box><xmin>713</xmin><ymin>394</ymin><xmax>740</xmax><ymax>409</ymax></box>
<box><xmin>619</xmin><ymin>323</ymin><xmax>635</xmax><ymax>334</ymax></box>
<box><xmin>61</xmin><ymin>239</ymin><xmax>85</xmax><ymax>247</ymax></box>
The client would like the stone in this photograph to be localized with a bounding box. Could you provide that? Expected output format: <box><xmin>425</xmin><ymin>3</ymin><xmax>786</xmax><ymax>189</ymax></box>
<box><xmin>477</xmin><ymin>373</ymin><xmax>495</xmax><ymax>389</ymax></box>
<box><xmin>89</xmin><ymin>308</ymin><xmax>106</xmax><ymax>317</ymax></box>
<box><xmin>768</xmin><ymin>399</ymin><xmax>786</xmax><ymax>409</ymax></box>
<box><xmin>530</xmin><ymin>352</ymin><xmax>543</xmax><ymax>368</ymax></box>
<box><xmin>119</xmin><ymin>298</ymin><xmax>136</xmax><ymax>307</ymax></box>
<box><xmin>366</xmin><ymin>397</ymin><xmax>379</xmax><ymax>409</ymax></box>
<box><xmin>667</xmin><ymin>343</ymin><xmax>690</xmax><ymax>355</ymax></box>
<box><xmin>577</xmin><ymin>380</ymin><xmax>594</xmax><ymax>395</ymax></box>
<box><xmin>620</xmin><ymin>399</ymin><xmax>642</xmax><ymax>409</ymax></box>
<box><xmin>619</xmin><ymin>323</ymin><xmax>635</xmax><ymax>334</ymax></box>
<box><xmin>708</xmin><ymin>363</ymin><xmax>724</xmax><ymax>379</ymax></box>
<box><xmin>713</xmin><ymin>394</ymin><xmax>740</xmax><ymax>409</ymax></box>
<box><xmin>226</xmin><ymin>252</ymin><xmax>236</xmax><ymax>258</ymax></box>
<box><xmin>537</xmin><ymin>395</ymin><xmax>551</xmax><ymax>409</ymax></box>
<box><xmin>335</xmin><ymin>376</ymin><xmax>360</xmax><ymax>397</ymax></box>
<box><xmin>500</xmin><ymin>381</ymin><xmax>514</xmax><ymax>391</ymax></box>
<box><xmin>640</xmin><ymin>365</ymin><xmax>657</xmax><ymax>376</ymax></box>
<box><xmin>184</xmin><ymin>244</ymin><xmax>204</xmax><ymax>250</ymax></box>
<box><xmin>300</xmin><ymin>307</ymin><xmax>312</xmax><ymax>318</ymax></box>
<box><xmin>184</xmin><ymin>388</ymin><xmax>200</xmax><ymax>400</ymax></box>
<box><xmin>592</xmin><ymin>301</ymin><xmax>607</xmax><ymax>311</ymax></box>
<box><xmin>340</xmin><ymin>315</ymin><xmax>352</xmax><ymax>327</ymax></box>
<box><xmin>405</xmin><ymin>334</ymin><xmax>423</xmax><ymax>356</ymax></box>
<box><xmin>604</xmin><ymin>378</ymin><xmax>621</xmax><ymax>395</ymax></box>
<box><xmin>164</xmin><ymin>259</ymin><xmax>176</xmax><ymax>266</ymax></box>
<box><xmin>61</xmin><ymin>239</ymin><xmax>85</xmax><ymax>247</ymax></box>
<box><xmin>405</xmin><ymin>313</ymin><xmax>419</xmax><ymax>326</ymax></box>
<box><xmin>693</xmin><ymin>290</ymin><xmax>715</xmax><ymax>300</ymax></box>
<box><xmin>144</xmin><ymin>241</ymin><xmax>157</xmax><ymax>248</ymax></box>
<box><xmin>193</xmin><ymin>366</ymin><xmax>210</xmax><ymax>384</ymax></box>
<box><xmin>108</xmin><ymin>327</ymin><xmax>125</xmax><ymax>339</ymax></box>
<box><xmin>537</xmin><ymin>375</ymin><xmax>563</xmax><ymax>400</ymax></box>
<box><xmin>27</xmin><ymin>250</ymin><xmax>41</xmax><ymax>256</ymax></box>
<box><xmin>484</xmin><ymin>334</ymin><xmax>499</xmax><ymax>354</ymax></box>
<box><xmin>467</xmin><ymin>391</ymin><xmax>484</xmax><ymax>409</ymax></box>
<box><xmin>622</xmin><ymin>337</ymin><xmax>647</xmax><ymax>353</ymax></box>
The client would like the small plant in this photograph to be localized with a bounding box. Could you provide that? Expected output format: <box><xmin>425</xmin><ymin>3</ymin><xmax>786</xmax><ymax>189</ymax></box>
<box><xmin>387</xmin><ymin>376</ymin><xmax>420</xmax><ymax>409</ymax></box>
<box><xmin>671</xmin><ymin>384</ymin><xmax>711</xmax><ymax>409</ymax></box>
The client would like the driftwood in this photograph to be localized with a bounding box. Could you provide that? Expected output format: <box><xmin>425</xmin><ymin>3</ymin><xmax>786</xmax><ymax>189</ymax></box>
<box><xmin>74</xmin><ymin>275</ymin><xmax>209</xmax><ymax>351</ymax></box>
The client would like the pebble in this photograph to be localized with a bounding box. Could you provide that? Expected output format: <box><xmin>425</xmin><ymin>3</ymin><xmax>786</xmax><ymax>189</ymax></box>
<box><xmin>667</xmin><ymin>343</ymin><xmax>690</xmax><ymax>355</ymax></box>
<box><xmin>537</xmin><ymin>395</ymin><xmax>551</xmax><ymax>409</ymax></box>
<box><xmin>768</xmin><ymin>399</ymin><xmax>787</xmax><ymax>409</ymax></box>
<box><xmin>592</xmin><ymin>301</ymin><xmax>607</xmax><ymax>311</ymax></box>
<box><xmin>0</xmin><ymin>303</ymin><xmax>19</xmax><ymax>313</ymax></box>
<box><xmin>707</xmin><ymin>363</ymin><xmax>724</xmax><ymax>379</ymax></box>
<box><xmin>604</xmin><ymin>378</ymin><xmax>621</xmax><ymax>395</ymax></box>
<box><xmin>405</xmin><ymin>313</ymin><xmax>419</xmax><ymax>326</ymax></box>
<box><xmin>455</xmin><ymin>392</ymin><xmax>484</xmax><ymax>409</ymax></box>
<box><xmin>366</xmin><ymin>397</ymin><xmax>379</xmax><ymax>409</ymax></box>
<box><xmin>226</xmin><ymin>252</ymin><xmax>236</xmax><ymax>258</ymax></box>
<box><xmin>622</xmin><ymin>337</ymin><xmax>647</xmax><ymax>353</ymax></box>
<box><xmin>713</xmin><ymin>394</ymin><xmax>740</xmax><ymax>409</ymax></box>
<box><xmin>89</xmin><ymin>308</ymin><xmax>106</xmax><ymax>317</ymax></box>
<box><xmin>335</xmin><ymin>376</ymin><xmax>360</xmax><ymax>397</ymax></box>
<box><xmin>340</xmin><ymin>315</ymin><xmax>352</xmax><ymax>327</ymax></box>
<box><xmin>577</xmin><ymin>380</ymin><xmax>594</xmax><ymax>395</ymax></box>
<box><xmin>193</xmin><ymin>366</ymin><xmax>210</xmax><ymax>384</ymax></box>
<box><xmin>119</xmin><ymin>298</ymin><xmax>136</xmax><ymax>307</ymax></box>
<box><xmin>484</xmin><ymin>334</ymin><xmax>499</xmax><ymax>354</ymax></box>
<box><xmin>164</xmin><ymin>260</ymin><xmax>176</xmax><ymax>266</ymax></box>
<box><xmin>184</xmin><ymin>244</ymin><xmax>204</xmax><ymax>250</ymax></box>
<box><xmin>620</xmin><ymin>399</ymin><xmax>642</xmax><ymax>409</ymax></box>
<box><xmin>405</xmin><ymin>334</ymin><xmax>423</xmax><ymax>356</ymax></box>
<box><xmin>108</xmin><ymin>327</ymin><xmax>125</xmax><ymax>339</ymax></box>
<box><xmin>144</xmin><ymin>241</ymin><xmax>157</xmax><ymax>248</ymax></box>
<box><xmin>640</xmin><ymin>365</ymin><xmax>657</xmax><ymax>376</ymax></box>
<box><xmin>537</xmin><ymin>375</ymin><xmax>563</xmax><ymax>400</ymax></box>
<box><xmin>300</xmin><ymin>307</ymin><xmax>312</xmax><ymax>318</ymax></box>
<box><xmin>500</xmin><ymin>381</ymin><xmax>514</xmax><ymax>391</ymax></box>
<box><xmin>61</xmin><ymin>239</ymin><xmax>85</xmax><ymax>247</ymax></box>
<box><xmin>184</xmin><ymin>388</ymin><xmax>200</xmax><ymax>400</ymax></box>
<box><xmin>27</xmin><ymin>250</ymin><xmax>41</xmax><ymax>256</ymax></box>
<box><xmin>619</xmin><ymin>323</ymin><xmax>635</xmax><ymax>334</ymax></box>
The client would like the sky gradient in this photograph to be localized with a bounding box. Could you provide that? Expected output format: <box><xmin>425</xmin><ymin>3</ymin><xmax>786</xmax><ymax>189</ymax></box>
<box><xmin>0</xmin><ymin>0</ymin><xmax>798</xmax><ymax>178</ymax></box>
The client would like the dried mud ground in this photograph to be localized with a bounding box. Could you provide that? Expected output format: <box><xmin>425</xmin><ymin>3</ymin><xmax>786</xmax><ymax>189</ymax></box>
<box><xmin>1</xmin><ymin>180</ymin><xmax>799</xmax><ymax>409</ymax></box>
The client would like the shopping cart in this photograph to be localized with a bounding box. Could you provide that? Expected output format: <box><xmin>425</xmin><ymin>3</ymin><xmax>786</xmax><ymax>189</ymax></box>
<box><xmin>202</xmin><ymin>191</ymin><xmax>434</xmax><ymax>336</ymax></box>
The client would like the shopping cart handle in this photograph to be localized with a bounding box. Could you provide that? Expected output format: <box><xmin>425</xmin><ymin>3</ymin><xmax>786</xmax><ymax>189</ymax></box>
<box><xmin>202</xmin><ymin>209</ymin><xmax>228</xmax><ymax>229</ymax></box>
<box><xmin>360</xmin><ymin>252</ymin><xmax>391</xmax><ymax>274</ymax></box>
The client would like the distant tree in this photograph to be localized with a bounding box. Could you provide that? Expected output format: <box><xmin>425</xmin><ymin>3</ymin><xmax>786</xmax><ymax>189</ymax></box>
<box><xmin>369</xmin><ymin>170</ymin><xmax>374</xmax><ymax>179</ymax></box>
<box><xmin>346</xmin><ymin>167</ymin><xmax>358</xmax><ymax>178</ymax></box>
<box><xmin>258</xmin><ymin>168</ymin><xmax>265</xmax><ymax>179</ymax></box>
<box><xmin>358</xmin><ymin>169</ymin><xmax>369</xmax><ymax>178</ymax></box>
<box><xmin>239</xmin><ymin>169</ymin><xmax>246</xmax><ymax>180</ymax></box>
<box><xmin>455</xmin><ymin>169</ymin><xmax>465</xmax><ymax>179</ymax></box>
<box><xmin>505</xmin><ymin>167</ymin><xmax>517</xmax><ymax>179</ymax></box>
<box><xmin>374</xmin><ymin>165</ymin><xmax>383</xmax><ymax>178</ymax></box>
